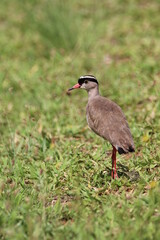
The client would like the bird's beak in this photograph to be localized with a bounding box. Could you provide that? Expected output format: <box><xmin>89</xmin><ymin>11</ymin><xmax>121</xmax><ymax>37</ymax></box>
<box><xmin>68</xmin><ymin>83</ymin><xmax>81</xmax><ymax>91</ymax></box>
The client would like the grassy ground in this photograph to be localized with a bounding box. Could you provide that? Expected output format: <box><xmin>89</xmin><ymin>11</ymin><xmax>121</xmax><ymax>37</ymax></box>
<box><xmin>0</xmin><ymin>0</ymin><xmax>160</xmax><ymax>239</ymax></box>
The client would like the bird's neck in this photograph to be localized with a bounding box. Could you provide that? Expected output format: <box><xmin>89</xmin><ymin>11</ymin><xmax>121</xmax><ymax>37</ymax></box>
<box><xmin>87</xmin><ymin>87</ymin><xmax>99</xmax><ymax>100</ymax></box>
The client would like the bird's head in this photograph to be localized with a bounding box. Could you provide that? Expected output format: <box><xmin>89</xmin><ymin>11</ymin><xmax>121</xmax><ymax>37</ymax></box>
<box><xmin>68</xmin><ymin>75</ymin><xmax>99</xmax><ymax>92</ymax></box>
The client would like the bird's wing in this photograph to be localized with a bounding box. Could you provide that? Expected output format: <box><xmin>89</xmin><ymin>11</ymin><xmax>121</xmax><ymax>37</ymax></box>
<box><xmin>87</xmin><ymin>96</ymin><xmax>134</xmax><ymax>152</ymax></box>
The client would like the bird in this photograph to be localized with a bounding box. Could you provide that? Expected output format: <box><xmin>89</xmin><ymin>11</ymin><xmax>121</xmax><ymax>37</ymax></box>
<box><xmin>68</xmin><ymin>75</ymin><xmax>135</xmax><ymax>179</ymax></box>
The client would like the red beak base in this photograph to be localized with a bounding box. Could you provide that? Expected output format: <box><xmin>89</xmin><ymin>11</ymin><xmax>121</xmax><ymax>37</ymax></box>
<box><xmin>68</xmin><ymin>83</ymin><xmax>81</xmax><ymax>91</ymax></box>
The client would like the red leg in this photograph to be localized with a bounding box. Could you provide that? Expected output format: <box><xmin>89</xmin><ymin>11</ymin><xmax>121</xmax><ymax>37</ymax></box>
<box><xmin>111</xmin><ymin>146</ymin><xmax>118</xmax><ymax>179</ymax></box>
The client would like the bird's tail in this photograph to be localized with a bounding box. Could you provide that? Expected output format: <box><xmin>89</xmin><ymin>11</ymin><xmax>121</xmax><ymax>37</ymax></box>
<box><xmin>118</xmin><ymin>145</ymin><xmax>135</xmax><ymax>155</ymax></box>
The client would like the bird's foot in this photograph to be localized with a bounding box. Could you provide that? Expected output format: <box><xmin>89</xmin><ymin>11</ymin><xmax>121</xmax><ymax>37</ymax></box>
<box><xmin>111</xmin><ymin>170</ymin><xmax>119</xmax><ymax>179</ymax></box>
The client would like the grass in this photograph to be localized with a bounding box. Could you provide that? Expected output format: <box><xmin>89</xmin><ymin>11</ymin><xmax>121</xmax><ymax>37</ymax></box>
<box><xmin>0</xmin><ymin>0</ymin><xmax>160</xmax><ymax>239</ymax></box>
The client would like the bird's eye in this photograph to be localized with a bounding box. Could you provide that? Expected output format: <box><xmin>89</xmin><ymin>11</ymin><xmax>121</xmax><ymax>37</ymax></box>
<box><xmin>84</xmin><ymin>80</ymin><xmax>88</xmax><ymax>84</ymax></box>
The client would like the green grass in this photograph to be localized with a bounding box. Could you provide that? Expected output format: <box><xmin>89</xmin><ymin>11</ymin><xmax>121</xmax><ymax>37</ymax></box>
<box><xmin>0</xmin><ymin>0</ymin><xmax>160</xmax><ymax>239</ymax></box>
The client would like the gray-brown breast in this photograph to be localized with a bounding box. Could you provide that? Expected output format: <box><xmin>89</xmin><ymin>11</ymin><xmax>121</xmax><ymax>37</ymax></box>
<box><xmin>86</xmin><ymin>96</ymin><xmax>135</xmax><ymax>153</ymax></box>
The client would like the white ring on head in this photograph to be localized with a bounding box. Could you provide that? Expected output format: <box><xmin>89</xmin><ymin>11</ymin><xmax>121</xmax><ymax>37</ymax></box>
<box><xmin>79</xmin><ymin>75</ymin><xmax>96</xmax><ymax>80</ymax></box>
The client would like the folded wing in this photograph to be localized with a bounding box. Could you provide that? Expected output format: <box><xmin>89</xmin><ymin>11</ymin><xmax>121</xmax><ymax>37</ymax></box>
<box><xmin>87</xmin><ymin>96</ymin><xmax>135</xmax><ymax>154</ymax></box>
